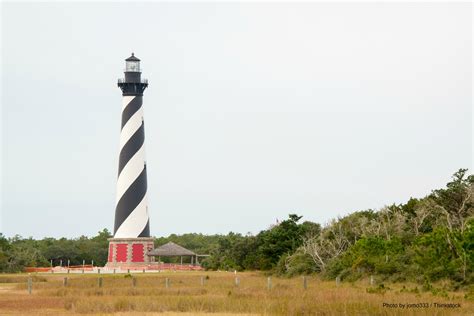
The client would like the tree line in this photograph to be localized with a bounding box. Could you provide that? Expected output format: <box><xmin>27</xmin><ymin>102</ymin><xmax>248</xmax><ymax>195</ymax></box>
<box><xmin>1</xmin><ymin>169</ymin><xmax>472</xmax><ymax>286</ymax></box>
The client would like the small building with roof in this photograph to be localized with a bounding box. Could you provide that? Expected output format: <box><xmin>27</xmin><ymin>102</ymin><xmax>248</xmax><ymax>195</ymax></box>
<box><xmin>148</xmin><ymin>241</ymin><xmax>208</xmax><ymax>265</ymax></box>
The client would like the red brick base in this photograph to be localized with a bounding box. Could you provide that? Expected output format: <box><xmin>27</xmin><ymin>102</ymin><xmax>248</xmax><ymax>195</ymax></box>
<box><xmin>106</xmin><ymin>237</ymin><xmax>154</xmax><ymax>267</ymax></box>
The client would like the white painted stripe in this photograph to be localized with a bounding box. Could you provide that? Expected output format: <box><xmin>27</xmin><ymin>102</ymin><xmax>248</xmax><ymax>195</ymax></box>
<box><xmin>116</xmin><ymin>144</ymin><xmax>146</xmax><ymax>204</ymax></box>
<box><xmin>114</xmin><ymin>194</ymin><xmax>149</xmax><ymax>238</ymax></box>
<box><xmin>122</xmin><ymin>95</ymin><xmax>135</xmax><ymax>110</ymax></box>
<box><xmin>119</xmin><ymin>107</ymin><xmax>143</xmax><ymax>150</ymax></box>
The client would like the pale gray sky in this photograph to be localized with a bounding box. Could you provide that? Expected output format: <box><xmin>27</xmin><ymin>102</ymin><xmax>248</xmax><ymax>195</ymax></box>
<box><xmin>1</xmin><ymin>2</ymin><xmax>472</xmax><ymax>239</ymax></box>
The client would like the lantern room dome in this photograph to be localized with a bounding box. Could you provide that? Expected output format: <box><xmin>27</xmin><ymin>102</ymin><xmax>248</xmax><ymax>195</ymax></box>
<box><xmin>126</xmin><ymin>53</ymin><xmax>140</xmax><ymax>62</ymax></box>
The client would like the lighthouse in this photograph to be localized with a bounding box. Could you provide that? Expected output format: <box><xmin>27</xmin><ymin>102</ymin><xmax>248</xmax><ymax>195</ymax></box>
<box><xmin>107</xmin><ymin>53</ymin><xmax>154</xmax><ymax>267</ymax></box>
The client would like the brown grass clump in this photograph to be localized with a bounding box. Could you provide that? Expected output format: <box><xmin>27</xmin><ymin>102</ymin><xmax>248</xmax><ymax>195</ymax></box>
<box><xmin>0</xmin><ymin>271</ymin><xmax>472</xmax><ymax>315</ymax></box>
<box><xmin>0</xmin><ymin>274</ymin><xmax>47</xmax><ymax>283</ymax></box>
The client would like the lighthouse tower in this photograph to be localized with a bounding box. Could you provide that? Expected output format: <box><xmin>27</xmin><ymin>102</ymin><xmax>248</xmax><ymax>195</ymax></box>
<box><xmin>107</xmin><ymin>53</ymin><xmax>154</xmax><ymax>267</ymax></box>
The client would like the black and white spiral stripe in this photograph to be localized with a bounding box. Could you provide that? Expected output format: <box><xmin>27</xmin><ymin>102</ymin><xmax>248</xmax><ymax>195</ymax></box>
<box><xmin>114</xmin><ymin>95</ymin><xmax>150</xmax><ymax>238</ymax></box>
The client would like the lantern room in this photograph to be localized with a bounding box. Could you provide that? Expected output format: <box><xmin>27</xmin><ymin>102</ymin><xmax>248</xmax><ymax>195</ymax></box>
<box><xmin>125</xmin><ymin>53</ymin><xmax>141</xmax><ymax>72</ymax></box>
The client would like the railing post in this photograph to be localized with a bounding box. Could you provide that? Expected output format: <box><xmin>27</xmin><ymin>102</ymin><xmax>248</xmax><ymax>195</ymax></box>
<box><xmin>267</xmin><ymin>277</ymin><xmax>272</xmax><ymax>290</ymax></box>
<box><xmin>27</xmin><ymin>274</ymin><xmax>32</xmax><ymax>294</ymax></box>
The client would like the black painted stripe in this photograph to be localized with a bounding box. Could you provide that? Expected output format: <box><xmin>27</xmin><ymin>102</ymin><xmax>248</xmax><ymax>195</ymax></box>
<box><xmin>118</xmin><ymin>122</ymin><xmax>144</xmax><ymax>176</ymax></box>
<box><xmin>121</xmin><ymin>96</ymin><xmax>142</xmax><ymax>129</ymax></box>
<box><xmin>114</xmin><ymin>166</ymin><xmax>147</xmax><ymax>234</ymax></box>
<box><xmin>138</xmin><ymin>220</ymin><xmax>150</xmax><ymax>237</ymax></box>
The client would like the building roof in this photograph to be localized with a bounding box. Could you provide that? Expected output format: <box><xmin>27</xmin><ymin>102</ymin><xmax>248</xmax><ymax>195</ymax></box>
<box><xmin>148</xmin><ymin>241</ymin><xmax>196</xmax><ymax>256</ymax></box>
<box><xmin>125</xmin><ymin>53</ymin><xmax>140</xmax><ymax>62</ymax></box>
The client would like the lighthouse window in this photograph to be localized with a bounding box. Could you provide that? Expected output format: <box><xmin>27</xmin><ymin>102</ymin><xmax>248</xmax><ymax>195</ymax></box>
<box><xmin>126</xmin><ymin>61</ymin><xmax>140</xmax><ymax>72</ymax></box>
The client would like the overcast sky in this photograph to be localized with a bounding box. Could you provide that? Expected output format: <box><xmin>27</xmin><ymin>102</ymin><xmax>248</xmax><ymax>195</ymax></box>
<box><xmin>1</xmin><ymin>2</ymin><xmax>472</xmax><ymax>239</ymax></box>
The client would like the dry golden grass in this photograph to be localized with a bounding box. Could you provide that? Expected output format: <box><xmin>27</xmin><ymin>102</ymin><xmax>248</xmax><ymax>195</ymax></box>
<box><xmin>0</xmin><ymin>271</ymin><xmax>472</xmax><ymax>315</ymax></box>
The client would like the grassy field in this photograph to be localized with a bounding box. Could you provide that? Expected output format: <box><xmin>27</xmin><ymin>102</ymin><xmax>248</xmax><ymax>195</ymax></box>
<box><xmin>0</xmin><ymin>271</ymin><xmax>472</xmax><ymax>315</ymax></box>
